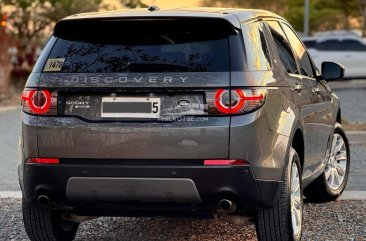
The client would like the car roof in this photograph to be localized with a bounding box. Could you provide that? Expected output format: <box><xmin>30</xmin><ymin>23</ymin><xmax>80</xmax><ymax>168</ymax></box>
<box><xmin>59</xmin><ymin>7</ymin><xmax>285</xmax><ymax>29</ymax></box>
<box><xmin>316</xmin><ymin>35</ymin><xmax>364</xmax><ymax>42</ymax></box>
<box><xmin>302</xmin><ymin>37</ymin><xmax>318</xmax><ymax>41</ymax></box>
<box><xmin>302</xmin><ymin>35</ymin><xmax>366</xmax><ymax>46</ymax></box>
<box><xmin>314</xmin><ymin>30</ymin><xmax>360</xmax><ymax>38</ymax></box>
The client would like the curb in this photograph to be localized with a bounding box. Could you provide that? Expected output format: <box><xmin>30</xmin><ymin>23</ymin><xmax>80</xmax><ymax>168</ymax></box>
<box><xmin>346</xmin><ymin>131</ymin><xmax>366</xmax><ymax>145</ymax></box>
<box><xmin>0</xmin><ymin>105</ymin><xmax>19</xmax><ymax>112</ymax></box>
<box><xmin>329</xmin><ymin>79</ymin><xmax>366</xmax><ymax>90</ymax></box>
<box><xmin>0</xmin><ymin>191</ymin><xmax>22</xmax><ymax>199</ymax></box>
<box><xmin>338</xmin><ymin>191</ymin><xmax>366</xmax><ymax>200</ymax></box>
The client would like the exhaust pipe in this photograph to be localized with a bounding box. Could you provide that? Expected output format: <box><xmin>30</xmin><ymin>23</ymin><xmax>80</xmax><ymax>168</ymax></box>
<box><xmin>218</xmin><ymin>199</ymin><xmax>236</xmax><ymax>214</ymax></box>
<box><xmin>217</xmin><ymin>199</ymin><xmax>253</xmax><ymax>226</ymax></box>
<box><xmin>38</xmin><ymin>195</ymin><xmax>50</xmax><ymax>206</ymax></box>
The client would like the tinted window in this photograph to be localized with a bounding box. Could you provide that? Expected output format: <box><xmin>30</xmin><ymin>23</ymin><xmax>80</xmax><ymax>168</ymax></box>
<box><xmin>316</xmin><ymin>40</ymin><xmax>341</xmax><ymax>51</ymax></box>
<box><xmin>241</xmin><ymin>21</ymin><xmax>271</xmax><ymax>71</ymax></box>
<box><xmin>267</xmin><ymin>21</ymin><xmax>298</xmax><ymax>74</ymax></box>
<box><xmin>48</xmin><ymin>19</ymin><xmax>237</xmax><ymax>73</ymax></box>
<box><xmin>303</xmin><ymin>40</ymin><xmax>316</xmax><ymax>49</ymax></box>
<box><xmin>341</xmin><ymin>40</ymin><xmax>366</xmax><ymax>51</ymax></box>
<box><xmin>282</xmin><ymin>24</ymin><xmax>314</xmax><ymax>77</ymax></box>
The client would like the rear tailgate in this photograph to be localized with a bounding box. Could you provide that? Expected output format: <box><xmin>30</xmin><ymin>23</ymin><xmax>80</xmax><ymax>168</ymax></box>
<box><xmin>36</xmin><ymin>17</ymin><xmax>238</xmax><ymax>160</ymax></box>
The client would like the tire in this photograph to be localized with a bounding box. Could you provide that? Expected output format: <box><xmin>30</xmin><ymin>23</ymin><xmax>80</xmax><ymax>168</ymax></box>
<box><xmin>255</xmin><ymin>147</ymin><xmax>303</xmax><ymax>241</ymax></box>
<box><xmin>22</xmin><ymin>199</ymin><xmax>79</xmax><ymax>241</ymax></box>
<box><xmin>304</xmin><ymin>124</ymin><xmax>350</xmax><ymax>203</ymax></box>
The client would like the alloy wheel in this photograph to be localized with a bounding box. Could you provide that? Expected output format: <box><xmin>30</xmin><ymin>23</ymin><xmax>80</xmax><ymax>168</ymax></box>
<box><xmin>325</xmin><ymin>133</ymin><xmax>348</xmax><ymax>191</ymax></box>
<box><xmin>290</xmin><ymin>161</ymin><xmax>302</xmax><ymax>239</ymax></box>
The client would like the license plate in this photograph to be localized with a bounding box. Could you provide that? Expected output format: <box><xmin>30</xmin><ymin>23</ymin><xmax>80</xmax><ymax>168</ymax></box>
<box><xmin>101</xmin><ymin>97</ymin><xmax>160</xmax><ymax>118</ymax></box>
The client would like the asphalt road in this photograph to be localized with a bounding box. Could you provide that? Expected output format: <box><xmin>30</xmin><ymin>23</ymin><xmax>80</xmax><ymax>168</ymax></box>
<box><xmin>335</xmin><ymin>89</ymin><xmax>366</xmax><ymax>123</ymax></box>
<box><xmin>0</xmin><ymin>107</ymin><xmax>20</xmax><ymax>191</ymax></box>
<box><xmin>1</xmin><ymin>198</ymin><xmax>365</xmax><ymax>241</ymax></box>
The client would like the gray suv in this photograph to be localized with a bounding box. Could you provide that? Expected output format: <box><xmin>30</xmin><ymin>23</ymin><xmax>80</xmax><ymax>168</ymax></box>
<box><xmin>19</xmin><ymin>7</ymin><xmax>350</xmax><ymax>241</ymax></box>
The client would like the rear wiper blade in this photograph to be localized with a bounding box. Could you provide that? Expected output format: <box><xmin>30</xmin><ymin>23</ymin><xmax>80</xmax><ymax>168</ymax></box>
<box><xmin>126</xmin><ymin>61</ymin><xmax>192</xmax><ymax>72</ymax></box>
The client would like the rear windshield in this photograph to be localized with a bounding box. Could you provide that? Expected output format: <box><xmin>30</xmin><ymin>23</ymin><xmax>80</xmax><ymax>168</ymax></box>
<box><xmin>48</xmin><ymin>18</ymin><xmax>237</xmax><ymax>73</ymax></box>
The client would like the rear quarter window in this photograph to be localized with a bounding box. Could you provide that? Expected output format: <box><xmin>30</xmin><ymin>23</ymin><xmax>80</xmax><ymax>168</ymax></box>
<box><xmin>47</xmin><ymin>19</ymin><xmax>238</xmax><ymax>73</ymax></box>
<box><xmin>241</xmin><ymin>21</ymin><xmax>271</xmax><ymax>71</ymax></box>
<box><xmin>281</xmin><ymin>23</ymin><xmax>314</xmax><ymax>77</ymax></box>
<box><xmin>266</xmin><ymin>20</ymin><xmax>298</xmax><ymax>74</ymax></box>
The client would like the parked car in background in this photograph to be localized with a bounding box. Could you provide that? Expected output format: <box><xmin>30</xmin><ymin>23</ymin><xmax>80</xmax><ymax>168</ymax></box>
<box><xmin>314</xmin><ymin>30</ymin><xmax>361</xmax><ymax>38</ymax></box>
<box><xmin>302</xmin><ymin>36</ymin><xmax>318</xmax><ymax>49</ymax></box>
<box><xmin>303</xmin><ymin>34</ymin><xmax>366</xmax><ymax>78</ymax></box>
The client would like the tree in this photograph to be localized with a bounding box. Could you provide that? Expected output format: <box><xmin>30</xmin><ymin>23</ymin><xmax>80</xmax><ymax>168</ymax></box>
<box><xmin>120</xmin><ymin>0</ymin><xmax>147</xmax><ymax>9</ymax></box>
<box><xmin>0</xmin><ymin>0</ymin><xmax>104</xmax><ymax>88</ymax></box>
<box><xmin>201</xmin><ymin>0</ymin><xmax>364</xmax><ymax>34</ymax></box>
<box><xmin>340</xmin><ymin>0</ymin><xmax>359</xmax><ymax>29</ymax></box>
<box><xmin>284</xmin><ymin>0</ymin><xmax>350</xmax><ymax>33</ymax></box>
<box><xmin>201</xmin><ymin>0</ymin><xmax>287</xmax><ymax>14</ymax></box>
<box><xmin>2</xmin><ymin>0</ymin><xmax>104</xmax><ymax>45</ymax></box>
<box><xmin>0</xmin><ymin>10</ymin><xmax>12</xmax><ymax>91</ymax></box>
<box><xmin>46</xmin><ymin>0</ymin><xmax>102</xmax><ymax>22</ymax></box>
<box><xmin>3</xmin><ymin>0</ymin><xmax>50</xmax><ymax>45</ymax></box>
<box><xmin>358</xmin><ymin>0</ymin><xmax>366</xmax><ymax>36</ymax></box>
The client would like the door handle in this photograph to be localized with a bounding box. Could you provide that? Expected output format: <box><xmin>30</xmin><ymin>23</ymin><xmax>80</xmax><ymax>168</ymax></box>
<box><xmin>292</xmin><ymin>84</ymin><xmax>302</xmax><ymax>92</ymax></box>
<box><xmin>312</xmin><ymin>87</ymin><xmax>321</xmax><ymax>94</ymax></box>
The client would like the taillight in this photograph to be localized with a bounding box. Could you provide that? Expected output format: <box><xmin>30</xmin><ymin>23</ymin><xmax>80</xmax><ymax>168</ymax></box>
<box><xmin>26</xmin><ymin>158</ymin><xmax>59</xmax><ymax>164</ymax></box>
<box><xmin>21</xmin><ymin>89</ymin><xmax>57</xmax><ymax>115</ymax></box>
<box><xmin>214</xmin><ymin>89</ymin><xmax>231</xmax><ymax>114</ymax></box>
<box><xmin>211</xmin><ymin>89</ymin><xmax>266</xmax><ymax>115</ymax></box>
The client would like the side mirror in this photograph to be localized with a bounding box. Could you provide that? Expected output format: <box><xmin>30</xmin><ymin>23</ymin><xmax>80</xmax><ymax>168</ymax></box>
<box><xmin>321</xmin><ymin>62</ymin><xmax>344</xmax><ymax>81</ymax></box>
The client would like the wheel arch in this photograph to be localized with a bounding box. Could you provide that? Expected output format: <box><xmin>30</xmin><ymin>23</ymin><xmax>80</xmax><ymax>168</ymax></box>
<box><xmin>292</xmin><ymin>129</ymin><xmax>305</xmax><ymax>172</ymax></box>
<box><xmin>336</xmin><ymin>108</ymin><xmax>341</xmax><ymax>124</ymax></box>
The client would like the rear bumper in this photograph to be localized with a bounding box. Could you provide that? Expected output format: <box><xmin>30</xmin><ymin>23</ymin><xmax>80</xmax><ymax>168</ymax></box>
<box><xmin>22</xmin><ymin>162</ymin><xmax>281</xmax><ymax>216</ymax></box>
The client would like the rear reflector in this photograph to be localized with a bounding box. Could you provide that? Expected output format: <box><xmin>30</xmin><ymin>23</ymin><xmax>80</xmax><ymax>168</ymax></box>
<box><xmin>204</xmin><ymin>160</ymin><xmax>248</xmax><ymax>166</ymax></box>
<box><xmin>26</xmin><ymin>158</ymin><xmax>59</xmax><ymax>164</ymax></box>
